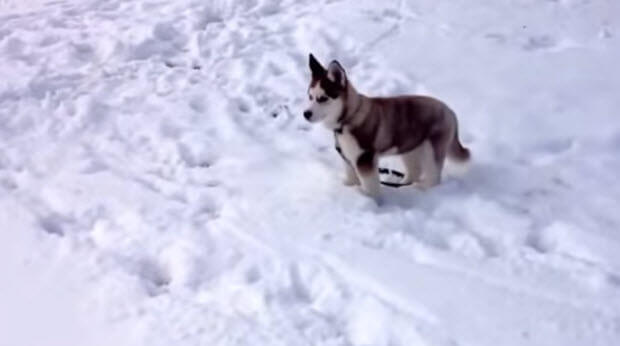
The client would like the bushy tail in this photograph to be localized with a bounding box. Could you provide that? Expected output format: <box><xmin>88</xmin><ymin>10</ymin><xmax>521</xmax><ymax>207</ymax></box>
<box><xmin>448</xmin><ymin>124</ymin><xmax>470</xmax><ymax>163</ymax></box>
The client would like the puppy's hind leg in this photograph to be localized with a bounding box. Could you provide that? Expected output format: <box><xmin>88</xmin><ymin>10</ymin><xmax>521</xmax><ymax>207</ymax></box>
<box><xmin>414</xmin><ymin>140</ymin><xmax>441</xmax><ymax>190</ymax></box>
<box><xmin>356</xmin><ymin>151</ymin><xmax>381</xmax><ymax>198</ymax></box>
<box><xmin>400</xmin><ymin>146</ymin><xmax>424</xmax><ymax>185</ymax></box>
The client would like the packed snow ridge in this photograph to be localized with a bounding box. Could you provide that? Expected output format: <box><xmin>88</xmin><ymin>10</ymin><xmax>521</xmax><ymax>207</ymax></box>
<box><xmin>1</xmin><ymin>0</ymin><xmax>620</xmax><ymax>345</ymax></box>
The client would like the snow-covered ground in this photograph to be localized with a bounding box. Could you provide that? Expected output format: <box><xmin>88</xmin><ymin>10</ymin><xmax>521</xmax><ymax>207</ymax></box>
<box><xmin>1</xmin><ymin>0</ymin><xmax>620</xmax><ymax>345</ymax></box>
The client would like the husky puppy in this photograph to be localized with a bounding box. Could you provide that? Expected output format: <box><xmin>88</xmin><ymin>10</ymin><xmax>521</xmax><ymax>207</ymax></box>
<box><xmin>303</xmin><ymin>53</ymin><xmax>470</xmax><ymax>199</ymax></box>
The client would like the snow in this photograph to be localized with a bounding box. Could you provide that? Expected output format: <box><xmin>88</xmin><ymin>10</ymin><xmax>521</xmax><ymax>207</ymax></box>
<box><xmin>1</xmin><ymin>0</ymin><xmax>620</xmax><ymax>345</ymax></box>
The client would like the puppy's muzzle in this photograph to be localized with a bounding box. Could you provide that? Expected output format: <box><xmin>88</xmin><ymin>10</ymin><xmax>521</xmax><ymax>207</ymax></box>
<box><xmin>303</xmin><ymin>110</ymin><xmax>312</xmax><ymax>121</ymax></box>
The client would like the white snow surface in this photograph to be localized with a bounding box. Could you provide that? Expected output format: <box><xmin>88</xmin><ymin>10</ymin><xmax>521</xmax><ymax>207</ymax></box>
<box><xmin>1</xmin><ymin>0</ymin><xmax>620</xmax><ymax>345</ymax></box>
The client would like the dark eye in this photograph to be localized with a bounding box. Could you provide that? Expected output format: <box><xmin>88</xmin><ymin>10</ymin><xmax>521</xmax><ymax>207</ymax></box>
<box><xmin>309</xmin><ymin>95</ymin><xmax>313</xmax><ymax>101</ymax></box>
<box><xmin>317</xmin><ymin>96</ymin><xmax>328</xmax><ymax>103</ymax></box>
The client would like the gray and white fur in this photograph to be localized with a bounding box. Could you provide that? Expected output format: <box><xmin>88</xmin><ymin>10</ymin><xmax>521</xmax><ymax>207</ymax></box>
<box><xmin>303</xmin><ymin>53</ymin><xmax>470</xmax><ymax>199</ymax></box>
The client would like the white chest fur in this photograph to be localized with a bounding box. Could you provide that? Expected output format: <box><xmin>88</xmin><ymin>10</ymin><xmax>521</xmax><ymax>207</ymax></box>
<box><xmin>336</xmin><ymin>128</ymin><xmax>364</xmax><ymax>164</ymax></box>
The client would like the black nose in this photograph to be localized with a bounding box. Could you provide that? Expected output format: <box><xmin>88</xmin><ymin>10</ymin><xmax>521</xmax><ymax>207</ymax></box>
<box><xmin>303</xmin><ymin>110</ymin><xmax>312</xmax><ymax>120</ymax></box>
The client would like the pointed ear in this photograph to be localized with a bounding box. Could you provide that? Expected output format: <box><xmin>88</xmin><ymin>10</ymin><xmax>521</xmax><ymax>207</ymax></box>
<box><xmin>309</xmin><ymin>53</ymin><xmax>326</xmax><ymax>78</ymax></box>
<box><xmin>327</xmin><ymin>60</ymin><xmax>347</xmax><ymax>88</ymax></box>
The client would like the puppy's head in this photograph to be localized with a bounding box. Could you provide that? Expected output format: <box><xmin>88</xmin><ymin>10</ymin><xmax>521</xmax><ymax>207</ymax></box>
<box><xmin>303</xmin><ymin>53</ymin><xmax>347</xmax><ymax>125</ymax></box>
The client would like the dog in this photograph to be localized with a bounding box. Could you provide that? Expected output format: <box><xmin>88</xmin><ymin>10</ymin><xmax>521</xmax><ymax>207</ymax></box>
<box><xmin>303</xmin><ymin>53</ymin><xmax>470</xmax><ymax>199</ymax></box>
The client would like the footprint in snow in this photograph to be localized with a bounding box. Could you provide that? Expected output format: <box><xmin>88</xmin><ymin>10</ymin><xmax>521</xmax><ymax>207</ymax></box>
<box><xmin>244</xmin><ymin>265</ymin><xmax>262</xmax><ymax>284</ymax></box>
<box><xmin>38</xmin><ymin>213</ymin><xmax>71</xmax><ymax>237</ymax></box>
<box><xmin>533</xmin><ymin>138</ymin><xmax>575</xmax><ymax>157</ymax></box>
<box><xmin>270</xmin><ymin>104</ymin><xmax>292</xmax><ymax>120</ymax></box>
<box><xmin>136</xmin><ymin>257</ymin><xmax>171</xmax><ymax>295</ymax></box>
<box><xmin>599</xmin><ymin>27</ymin><xmax>613</xmax><ymax>39</ymax></box>
<box><xmin>177</xmin><ymin>142</ymin><xmax>215</xmax><ymax>169</ymax></box>
<box><xmin>484</xmin><ymin>33</ymin><xmax>507</xmax><ymax>44</ymax></box>
<box><xmin>188</xmin><ymin>96</ymin><xmax>206</xmax><ymax>113</ymax></box>
<box><xmin>523</xmin><ymin>35</ymin><xmax>557</xmax><ymax>51</ymax></box>
<box><xmin>234</xmin><ymin>97</ymin><xmax>252</xmax><ymax>114</ymax></box>
<box><xmin>0</xmin><ymin>177</ymin><xmax>18</xmax><ymax>191</ymax></box>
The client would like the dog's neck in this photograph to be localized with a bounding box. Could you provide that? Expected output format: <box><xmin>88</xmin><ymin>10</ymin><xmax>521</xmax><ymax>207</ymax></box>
<box><xmin>332</xmin><ymin>83</ymin><xmax>367</xmax><ymax>134</ymax></box>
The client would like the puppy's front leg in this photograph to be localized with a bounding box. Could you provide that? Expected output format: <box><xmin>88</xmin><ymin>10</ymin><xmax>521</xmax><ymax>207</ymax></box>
<box><xmin>343</xmin><ymin>162</ymin><xmax>360</xmax><ymax>186</ymax></box>
<box><xmin>356</xmin><ymin>151</ymin><xmax>381</xmax><ymax>198</ymax></box>
<box><xmin>335</xmin><ymin>144</ymin><xmax>360</xmax><ymax>186</ymax></box>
